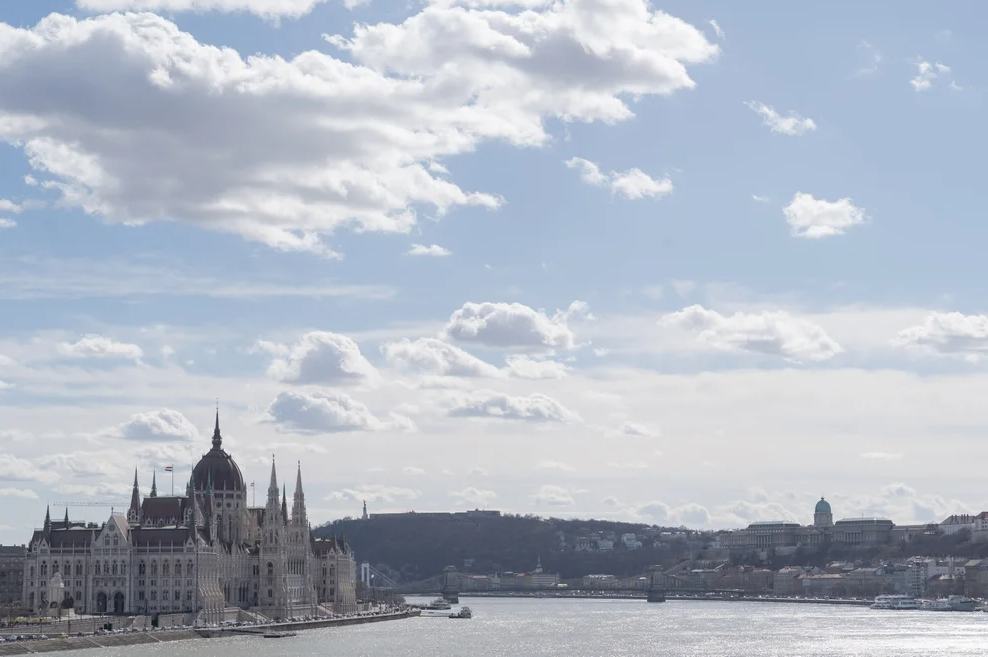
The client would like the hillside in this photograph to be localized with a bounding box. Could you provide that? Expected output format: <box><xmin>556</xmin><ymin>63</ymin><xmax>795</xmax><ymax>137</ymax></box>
<box><xmin>312</xmin><ymin>513</ymin><xmax>694</xmax><ymax>582</ymax></box>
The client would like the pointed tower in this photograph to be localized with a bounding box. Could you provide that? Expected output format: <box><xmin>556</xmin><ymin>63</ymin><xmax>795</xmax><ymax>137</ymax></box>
<box><xmin>211</xmin><ymin>406</ymin><xmax>222</xmax><ymax>450</ymax></box>
<box><xmin>281</xmin><ymin>485</ymin><xmax>288</xmax><ymax>523</ymax></box>
<box><xmin>260</xmin><ymin>455</ymin><xmax>288</xmax><ymax>616</ymax></box>
<box><xmin>63</xmin><ymin>508</ymin><xmax>69</xmax><ymax>527</ymax></box>
<box><xmin>150</xmin><ymin>471</ymin><xmax>158</xmax><ymax>498</ymax></box>
<box><xmin>128</xmin><ymin>469</ymin><xmax>141</xmax><ymax>523</ymax></box>
<box><xmin>292</xmin><ymin>462</ymin><xmax>307</xmax><ymax>526</ymax></box>
<box><xmin>43</xmin><ymin>505</ymin><xmax>51</xmax><ymax>534</ymax></box>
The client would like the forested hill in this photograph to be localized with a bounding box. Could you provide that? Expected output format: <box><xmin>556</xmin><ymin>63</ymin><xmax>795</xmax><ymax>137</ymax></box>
<box><xmin>311</xmin><ymin>513</ymin><xmax>693</xmax><ymax>583</ymax></box>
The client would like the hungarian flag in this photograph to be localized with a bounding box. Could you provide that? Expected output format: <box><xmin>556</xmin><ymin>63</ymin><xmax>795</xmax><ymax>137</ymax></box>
<box><xmin>164</xmin><ymin>465</ymin><xmax>174</xmax><ymax>472</ymax></box>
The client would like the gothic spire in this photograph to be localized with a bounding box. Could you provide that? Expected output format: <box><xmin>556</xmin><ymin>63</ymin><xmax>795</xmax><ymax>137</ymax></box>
<box><xmin>267</xmin><ymin>456</ymin><xmax>279</xmax><ymax>500</ymax></box>
<box><xmin>150</xmin><ymin>471</ymin><xmax>158</xmax><ymax>498</ymax></box>
<box><xmin>281</xmin><ymin>484</ymin><xmax>288</xmax><ymax>522</ymax></box>
<box><xmin>43</xmin><ymin>505</ymin><xmax>51</xmax><ymax>533</ymax></box>
<box><xmin>292</xmin><ymin>462</ymin><xmax>306</xmax><ymax>525</ymax></box>
<box><xmin>129</xmin><ymin>469</ymin><xmax>141</xmax><ymax>521</ymax></box>
<box><xmin>63</xmin><ymin>507</ymin><xmax>69</xmax><ymax>526</ymax></box>
<box><xmin>211</xmin><ymin>403</ymin><xmax>222</xmax><ymax>450</ymax></box>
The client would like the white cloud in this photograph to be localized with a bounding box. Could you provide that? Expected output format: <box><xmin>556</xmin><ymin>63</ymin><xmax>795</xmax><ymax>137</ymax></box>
<box><xmin>0</xmin><ymin>199</ymin><xmax>23</xmax><ymax>213</ymax></box>
<box><xmin>262</xmin><ymin>390</ymin><xmax>413</xmax><ymax>434</ymax></box>
<box><xmin>382</xmin><ymin>338</ymin><xmax>501</xmax><ymax>377</ymax></box>
<box><xmin>612</xmin><ymin>421</ymin><xmax>661</xmax><ymax>438</ymax></box>
<box><xmin>535</xmin><ymin>460</ymin><xmax>576</xmax><ymax>472</ymax></box>
<box><xmin>782</xmin><ymin>192</ymin><xmax>867</xmax><ymax>238</ymax></box>
<box><xmin>892</xmin><ymin>312</ymin><xmax>988</xmax><ymax>361</ymax></box>
<box><xmin>327</xmin><ymin>485</ymin><xmax>420</xmax><ymax>504</ymax></box>
<box><xmin>450</xmin><ymin>487</ymin><xmax>497</xmax><ymax>506</ymax></box>
<box><xmin>504</xmin><ymin>355</ymin><xmax>567</xmax><ymax>379</ymax></box>
<box><xmin>861</xmin><ymin>452</ymin><xmax>903</xmax><ymax>461</ymax></box>
<box><xmin>448</xmin><ymin>390</ymin><xmax>581</xmax><ymax>422</ymax></box>
<box><xmin>38</xmin><ymin>452</ymin><xmax>121</xmax><ymax>477</ymax></box>
<box><xmin>0</xmin><ymin>381</ymin><xmax>13</xmax><ymax>390</ymax></box>
<box><xmin>55</xmin><ymin>482</ymin><xmax>132</xmax><ymax>498</ymax></box>
<box><xmin>0</xmin><ymin>219</ymin><xmax>15</xmax><ymax>229</ymax></box>
<box><xmin>661</xmin><ymin>304</ymin><xmax>843</xmax><ymax>362</ymax></box>
<box><xmin>533</xmin><ymin>484</ymin><xmax>575</xmax><ymax>506</ymax></box>
<box><xmin>744</xmin><ymin>101</ymin><xmax>817</xmax><ymax>136</ymax></box>
<box><xmin>101</xmin><ymin>408</ymin><xmax>200</xmax><ymax>442</ymax></box>
<box><xmin>402</xmin><ymin>466</ymin><xmax>426</xmax><ymax>476</ymax></box>
<box><xmin>751</xmin><ymin>194</ymin><xmax>769</xmax><ymax>203</ymax></box>
<box><xmin>565</xmin><ymin>158</ymin><xmax>673</xmax><ymax>200</ymax></box>
<box><xmin>57</xmin><ymin>335</ymin><xmax>144</xmax><ymax>361</ymax></box>
<box><xmin>707</xmin><ymin>19</ymin><xmax>724</xmax><ymax>40</ymax></box>
<box><xmin>857</xmin><ymin>40</ymin><xmax>882</xmax><ymax>75</ymax></box>
<box><xmin>636</xmin><ymin>500</ymin><xmax>712</xmax><ymax>526</ymax></box>
<box><xmin>0</xmin><ymin>487</ymin><xmax>38</xmax><ymax>499</ymax></box>
<box><xmin>407</xmin><ymin>244</ymin><xmax>452</xmax><ymax>257</ymax></box>
<box><xmin>911</xmin><ymin>60</ymin><xmax>951</xmax><ymax>91</ymax></box>
<box><xmin>443</xmin><ymin>301</ymin><xmax>588</xmax><ymax>352</ymax></box>
<box><xmin>258</xmin><ymin>332</ymin><xmax>378</xmax><ymax>386</ymax></box>
<box><xmin>0</xmin><ymin>454</ymin><xmax>59</xmax><ymax>484</ymax></box>
<box><xmin>0</xmin><ymin>6</ymin><xmax>714</xmax><ymax>254</ymax></box>
<box><xmin>75</xmin><ymin>0</ymin><xmax>334</xmax><ymax>19</ymax></box>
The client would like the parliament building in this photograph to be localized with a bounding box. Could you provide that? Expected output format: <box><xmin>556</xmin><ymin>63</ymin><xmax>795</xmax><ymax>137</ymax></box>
<box><xmin>21</xmin><ymin>413</ymin><xmax>356</xmax><ymax>622</ymax></box>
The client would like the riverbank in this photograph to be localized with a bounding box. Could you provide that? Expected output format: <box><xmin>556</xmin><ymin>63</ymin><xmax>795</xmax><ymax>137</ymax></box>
<box><xmin>0</xmin><ymin>610</ymin><xmax>420</xmax><ymax>656</ymax></box>
<box><xmin>459</xmin><ymin>591</ymin><xmax>872</xmax><ymax>606</ymax></box>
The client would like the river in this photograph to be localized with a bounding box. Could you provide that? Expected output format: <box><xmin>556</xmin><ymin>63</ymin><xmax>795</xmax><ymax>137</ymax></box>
<box><xmin>50</xmin><ymin>597</ymin><xmax>988</xmax><ymax>657</ymax></box>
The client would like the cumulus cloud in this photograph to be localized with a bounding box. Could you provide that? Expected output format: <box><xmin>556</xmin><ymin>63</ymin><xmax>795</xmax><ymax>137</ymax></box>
<box><xmin>661</xmin><ymin>304</ymin><xmax>843</xmax><ymax>362</ymax></box>
<box><xmin>782</xmin><ymin>192</ymin><xmax>867</xmax><ymax>238</ymax></box>
<box><xmin>611</xmin><ymin>421</ymin><xmax>661</xmax><ymax>438</ymax></box>
<box><xmin>744</xmin><ymin>102</ymin><xmax>817</xmax><ymax>136</ymax></box>
<box><xmin>448</xmin><ymin>390</ymin><xmax>580</xmax><ymax>422</ymax></box>
<box><xmin>326</xmin><ymin>484</ymin><xmax>420</xmax><ymax>504</ymax></box>
<box><xmin>911</xmin><ymin>60</ymin><xmax>951</xmax><ymax>91</ymax></box>
<box><xmin>0</xmin><ymin>487</ymin><xmax>38</xmax><ymax>499</ymax></box>
<box><xmin>444</xmin><ymin>301</ymin><xmax>588</xmax><ymax>352</ymax></box>
<box><xmin>0</xmin><ymin>219</ymin><xmax>15</xmax><ymax>229</ymax></box>
<box><xmin>0</xmin><ymin>6</ymin><xmax>714</xmax><ymax>255</ymax></box>
<box><xmin>382</xmin><ymin>338</ymin><xmax>501</xmax><ymax>377</ymax></box>
<box><xmin>0</xmin><ymin>454</ymin><xmax>59</xmax><ymax>484</ymax></box>
<box><xmin>407</xmin><ymin>244</ymin><xmax>452</xmax><ymax>257</ymax></box>
<box><xmin>101</xmin><ymin>408</ymin><xmax>200</xmax><ymax>442</ymax></box>
<box><xmin>892</xmin><ymin>312</ymin><xmax>988</xmax><ymax>361</ymax></box>
<box><xmin>565</xmin><ymin>158</ymin><xmax>673</xmax><ymax>200</ymax></box>
<box><xmin>402</xmin><ymin>466</ymin><xmax>426</xmax><ymax>476</ymax></box>
<box><xmin>503</xmin><ymin>355</ymin><xmax>567</xmax><ymax>379</ymax></box>
<box><xmin>262</xmin><ymin>390</ymin><xmax>414</xmax><ymax>434</ymax></box>
<box><xmin>257</xmin><ymin>332</ymin><xmax>378</xmax><ymax>385</ymax></box>
<box><xmin>636</xmin><ymin>500</ymin><xmax>712</xmax><ymax>526</ymax></box>
<box><xmin>57</xmin><ymin>335</ymin><xmax>144</xmax><ymax>361</ymax></box>
<box><xmin>75</xmin><ymin>0</ymin><xmax>335</xmax><ymax>19</ymax></box>
<box><xmin>450</xmin><ymin>487</ymin><xmax>497</xmax><ymax>506</ymax></box>
<box><xmin>533</xmin><ymin>484</ymin><xmax>576</xmax><ymax>506</ymax></box>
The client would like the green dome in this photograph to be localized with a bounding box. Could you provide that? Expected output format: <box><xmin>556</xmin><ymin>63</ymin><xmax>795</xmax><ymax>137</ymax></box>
<box><xmin>815</xmin><ymin>497</ymin><xmax>831</xmax><ymax>514</ymax></box>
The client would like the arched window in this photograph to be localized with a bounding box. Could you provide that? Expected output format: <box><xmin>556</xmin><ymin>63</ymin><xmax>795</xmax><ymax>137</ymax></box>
<box><xmin>267</xmin><ymin>562</ymin><xmax>274</xmax><ymax>577</ymax></box>
<box><xmin>174</xmin><ymin>560</ymin><xmax>181</xmax><ymax>576</ymax></box>
<box><xmin>103</xmin><ymin>561</ymin><xmax>109</xmax><ymax>575</ymax></box>
<box><xmin>121</xmin><ymin>563</ymin><xmax>127</xmax><ymax>575</ymax></box>
<box><xmin>77</xmin><ymin>561</ymin><xmax>83</xmax><ymax>576</ymax></box>
<box><xmin>40</xmin><ymin>562</ymin><xmax>48</xmax><ymax>578</ymax></box>
<box><xmin>64</xmin><ymin>563</ymin><xmax>71</xmax><ymax>577</ymax></box>
<box><xmin>53</xmin><ymin>561</ymin><xmax>59</xmax><ymax>574</ymax></box>
<box><xmin>139</xmin><ymin>562</ymin><xmax>146</xmax><ymax>575</ymax></box>
<box><xmin>187</xmin><ymin>561</ymin><xmax>193</xmax><ymax>576</ymax></box>
<box><xmin>112</xmin><ymin>562</ymin><xmax>118</xmax><ymax>575</ymax></box>
<box><xmin>30</xmin><ymin>566</ymin><xmax>35</xmax><ymax>578</ymax></box>
<box><xmin>162</xmin><ymin>561</ymin><xmax>170</xmax><ymax>576</ymax></box>
<box><xmin>150</xmin><ymin>561</ymin><xmax>158</xmax><ymax>575</ymax></box>
<box><xmin>94</xmin><ymin>562</ymin><xmax>100</xmax><ymax>575</ymax></box>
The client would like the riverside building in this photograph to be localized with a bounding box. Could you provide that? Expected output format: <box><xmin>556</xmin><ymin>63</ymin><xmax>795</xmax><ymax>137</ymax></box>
<box><xmin>20</xmin><ymin>412</ymin><xmax>356</xmax><ymax>622</ymax></box>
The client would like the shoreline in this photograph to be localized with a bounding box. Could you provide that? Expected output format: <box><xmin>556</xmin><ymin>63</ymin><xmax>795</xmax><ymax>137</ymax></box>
<box><xmin>457</xmin><ymin>592</ymin><xmax>873</xmax><ymax>606</ymax></box>
<box><xmin>0</xmin><ymin>610</ymin><xmax>420</xmax><ymax>656</ymax></box>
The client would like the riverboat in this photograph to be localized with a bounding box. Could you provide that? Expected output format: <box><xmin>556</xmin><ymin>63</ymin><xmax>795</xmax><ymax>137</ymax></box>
<box><xmin>425</xmin><ymin>598</ymin><xmax>452</xmax><ymax>611</ymax></box>
<box><xmin>449</xmin><ymin>607</ymin><xmax>472</xmax><ymax>619</ymax></box>
<box><xmin>919</xmin><ymin>595</ymin><xmax>977</xmax><ymax>612</ymax></box>
<box><xmin>871</xmin><ymin>595</ymin><xmax>919</xmax><ymax>610</ymax></box>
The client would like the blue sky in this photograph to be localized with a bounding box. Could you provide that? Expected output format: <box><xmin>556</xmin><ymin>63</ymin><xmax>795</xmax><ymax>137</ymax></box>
<box><xmin>1</xmin><ymin>0</ymin><xmax>988</xmax><ymax>542</ymax></box>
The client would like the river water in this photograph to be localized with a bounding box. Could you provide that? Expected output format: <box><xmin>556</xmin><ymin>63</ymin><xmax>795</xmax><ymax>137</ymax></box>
<box><xmin>57</xmin><ymin>597</ymin><xmax>988</xmax><ymax>657</ymax></box>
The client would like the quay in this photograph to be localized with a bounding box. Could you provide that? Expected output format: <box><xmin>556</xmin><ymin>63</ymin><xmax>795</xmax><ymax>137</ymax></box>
<box><xmin>0</xmin><ymin>609</ymin><xmax>420</xmax><ymax>656</ymax></box>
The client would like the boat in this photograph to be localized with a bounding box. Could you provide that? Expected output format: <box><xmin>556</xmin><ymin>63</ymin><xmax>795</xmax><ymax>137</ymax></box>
<box><xmin>425</xmin><ymin>598</ymin><xmax>452</xmax><ymax>611</ymax></box>
<box><xmin>871</xmin><ymin>595</ymin><xmax>919</xmax><ymax>610</ymax></box>
<box><xmin>263</xmin><ymin>632</ymin><xmax>296</xmax><ymax>638</ymax></box>
<box><xmin>449</xmin><ymin>607</ymin><xmax>472</xmax><ymax>619</ymax></box>
<box><xmin>920</xmin><ymin>595</ymin><xmax>977</xmax><ymax>612</ymax></box>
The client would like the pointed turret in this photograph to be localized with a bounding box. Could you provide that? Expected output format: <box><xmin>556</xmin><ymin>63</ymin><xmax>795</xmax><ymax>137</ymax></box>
<box><xmin>63</xmin><ymin>508</ymin><xmax>69</xmax><ymax>527</ymax></box>
<box><xmin>128</xmin><ymin>469</ymin><xmax>141</xmax><ymax>522</ymax></box>
<box><xmin>186</xmin><ymin>471</ymin><xmax>194</xmax><ymax>497</ymax></box>
<box><xmin>211</xmin><ymin>405</ymin><xmax>222</xmax><ymax>450</ymax></box>
<box><xmin>281</xmin><ymin>484</ymin><xmax>288</xmax><ymax>523</ymax></box>
<box><xmin>150</xmin><ymin>471</ymin><xmax>158</xmax><ymax>498</ymax></box>
<box><xmin>43</xmin><ymin>505</ymin><xmax>51</xmax><ymax>534</ymax></box>
<box><xmin>266</xmin><ymin>456</ymin><xmax>279</xmax><ymax>504</ymax></box>
<box><xmin>292</xmin><ymin>461</ymin><xmax>307</xmax><ymax>525</ymax></box>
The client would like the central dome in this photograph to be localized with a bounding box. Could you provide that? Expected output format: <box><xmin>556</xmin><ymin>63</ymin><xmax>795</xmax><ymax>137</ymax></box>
<box><xmin>192</xmin><ymin>412</ymin><xmax>245</xmax><ymax>492</ymax></box>
<box><xmin>815</xmin><ymin>497</ymin><xmax>831</xmax><ymax>514</ymax></box>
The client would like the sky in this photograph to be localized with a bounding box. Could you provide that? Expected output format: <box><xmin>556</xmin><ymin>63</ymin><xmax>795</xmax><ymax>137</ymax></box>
<box><xmin>1</xmin><ymin>0</ymin><xmax>988</xmax><ymax>543</ymax></box>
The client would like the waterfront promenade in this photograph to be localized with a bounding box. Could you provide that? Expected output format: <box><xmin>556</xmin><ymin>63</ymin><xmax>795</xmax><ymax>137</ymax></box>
<box><xmin>0</xmin><ymin>609</ymin><xmax>420</xmax><ymax>656</ymax></box>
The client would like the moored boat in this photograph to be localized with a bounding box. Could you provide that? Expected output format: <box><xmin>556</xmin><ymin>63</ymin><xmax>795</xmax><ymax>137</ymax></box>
<box><xmin>871</xmin><ymin>595</ymin><xmax>919</xmax><ymax>610</ymax></box>
<box><xmin>449</xmin><ymin>606</ymin><xmax>472</xmax><ymax>619</ymax></box>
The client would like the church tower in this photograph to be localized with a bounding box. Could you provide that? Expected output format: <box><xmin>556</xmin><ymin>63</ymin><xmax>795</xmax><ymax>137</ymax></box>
<box><xmin>127</xmin><ymin>469</ymin><xmax>141</xmax><ymax>524</ymax></box>
<box><xmin>260</xmin><ymin>457</ymin><xmax>289</xmax><ymax>617</ymax></box>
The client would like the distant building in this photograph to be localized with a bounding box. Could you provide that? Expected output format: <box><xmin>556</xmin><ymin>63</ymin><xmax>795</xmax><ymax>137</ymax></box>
<box><xmin>0</xmin><ymin>545</ymin><xmax>26</xmax><ymax>611</ymax></box>
<box><xmin>940</xmin><ymin>514</ymin><xmax>974</xmax><ymax>535</ymax></box>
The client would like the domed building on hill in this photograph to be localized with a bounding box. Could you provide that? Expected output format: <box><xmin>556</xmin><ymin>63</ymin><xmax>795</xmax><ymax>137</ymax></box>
<box><xmin>20</xmin><ymin>411</ymin><xmax>356</xmax><ymax>622</ymax></box>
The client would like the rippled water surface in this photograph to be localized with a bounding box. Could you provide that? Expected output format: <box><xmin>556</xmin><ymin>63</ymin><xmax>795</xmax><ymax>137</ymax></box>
<box><xmin>63</xmin><ymin>597</ymin><xmax>988</xmax><ymax>657</ymax></box>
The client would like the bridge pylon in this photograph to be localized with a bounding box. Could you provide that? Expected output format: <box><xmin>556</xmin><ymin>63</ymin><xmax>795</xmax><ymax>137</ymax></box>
<box><xmin>441</xmin><ymin>565</ymin><xmax>459</xmax><ymax>604</ymax></box>
<box><xmin>647</xmin><ymin>565</ymin><xmax>666</xmax><ymax>603</ymax></box>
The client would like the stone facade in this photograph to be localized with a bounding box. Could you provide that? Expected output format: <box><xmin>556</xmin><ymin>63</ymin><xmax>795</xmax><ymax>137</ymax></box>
<box><xmin>0</xmin><ymin>545</ymin><xmax>25</xmax><ymax>612</ymax></box>
<box><xmin>21</xmin><ymin>413</ymin><xmax>357</xmax><ymax>621</ymax></box>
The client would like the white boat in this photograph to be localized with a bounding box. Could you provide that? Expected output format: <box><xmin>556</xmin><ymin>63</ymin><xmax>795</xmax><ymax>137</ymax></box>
<box><xmin>871</xmin><ymin>595</ymin><xmax>919</xmax><ymax>610</ymax></box>
<box><xmin>449</xmin><ymin>606</ymin><xmax>472</xmax><ymax>619</ymax></box>
<box><xmin>920</xmin><ymin>595</ymin><xmax>977</xmax><ymax>612</ymax></box>
<box><xmin>425</xmin><ymin>598</ymin><xmax>452</xmax><ymax>611</ymax></box>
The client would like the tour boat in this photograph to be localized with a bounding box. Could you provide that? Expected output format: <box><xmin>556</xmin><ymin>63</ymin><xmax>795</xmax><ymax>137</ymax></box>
<box><xmin>920</xmin><ymin>595</ymin><xmax>976</xmax><ymax>612</ymax></box>
<box><xmin>425</xmin><ymin>598</ymin><xmax>452</xmax><ymax>611</ymax></box>
<box><xmin>871</xmin><ymin>595</ymin><xmax>919</xmax><ymax>610</ymax></box>
<box><xmin>449</xmin><ymin>606</ymin><xmax>472</xmax><ymax>619</ymax></box>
